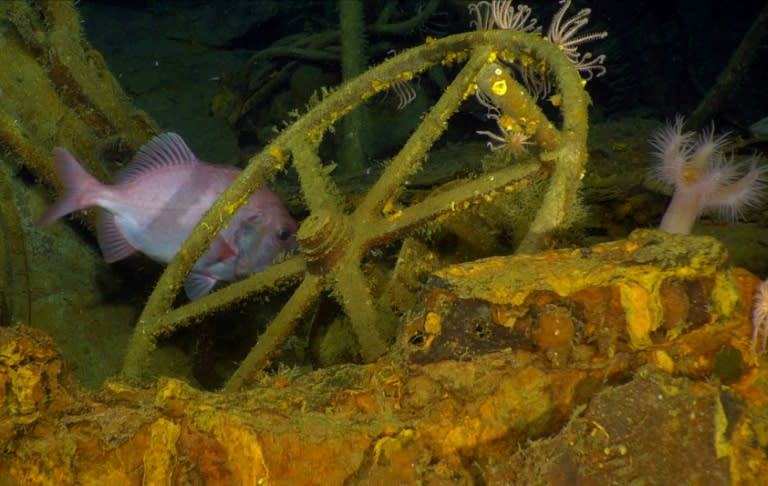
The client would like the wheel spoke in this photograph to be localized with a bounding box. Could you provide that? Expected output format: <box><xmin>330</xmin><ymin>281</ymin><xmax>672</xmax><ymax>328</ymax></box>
<box><xmin>334</xmin><ymin>262</ymin><xmax>388</xmax><ymax>361</ymax></box>
<box><xmin>224</xmin><ymin>273</ymin><xmax>325</xmax><ymax>392</ymax></box>
<box><xmin>150</xmin><ymin>256</ymin><xmax>306</xmax><ymax>340</ymax></box>
<box><xmin>352</xmin><ymin>47</ymin><xmax>493</xmax><ymax>220</ymax></box>
<box><xmin>364</xmin><ymin>161</ymin><xmax>549</xmax><ymax>249</ymax></box>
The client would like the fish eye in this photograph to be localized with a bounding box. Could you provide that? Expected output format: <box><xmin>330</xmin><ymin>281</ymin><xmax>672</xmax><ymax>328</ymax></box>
<box><xmin>278</xmin><ymin>228</ymin><xmax>293</xmax><ymax>241</ymax></box>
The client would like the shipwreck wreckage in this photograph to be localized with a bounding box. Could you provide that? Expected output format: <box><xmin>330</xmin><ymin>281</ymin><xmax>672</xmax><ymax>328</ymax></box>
<box><xmin>2</xmin><ymin>1</ymin><xmax>768</xmax><ymax>484</ymax></box>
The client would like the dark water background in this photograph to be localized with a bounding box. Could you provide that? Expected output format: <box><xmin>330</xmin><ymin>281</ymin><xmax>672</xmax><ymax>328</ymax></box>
<box><xmin>78</xmin><ymin>0</ymin><xmax>768</xmax><ymax>162</ymax></box>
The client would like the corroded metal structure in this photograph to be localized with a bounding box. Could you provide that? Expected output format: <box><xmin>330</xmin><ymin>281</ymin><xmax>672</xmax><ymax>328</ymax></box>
<box><xmin>0</xmin><ymin>0</ymin><xmax>157</xmax><ymax>328</ymax></box>
<box><xmin>120</xmin><ymin>27</ymin><xmax>590</xmax><ymax>390</ymax></box>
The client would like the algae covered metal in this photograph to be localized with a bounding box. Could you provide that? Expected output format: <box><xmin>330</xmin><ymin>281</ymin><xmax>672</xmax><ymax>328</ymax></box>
<box><xmin>0</xmin><ymin>0</ymin><xmax>157</xmax><ymax>331</ymax></box>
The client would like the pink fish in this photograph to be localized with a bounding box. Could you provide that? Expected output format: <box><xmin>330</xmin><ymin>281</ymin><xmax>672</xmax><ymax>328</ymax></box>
<box><xmin>37</xmin><ymin>133</ymin><xmax>298</xmax><ymax>299</ymax></box>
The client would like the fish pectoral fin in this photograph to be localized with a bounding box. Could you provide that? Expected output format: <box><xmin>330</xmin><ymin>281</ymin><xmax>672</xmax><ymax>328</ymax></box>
<box><xmin>184</xmin><ymin>272</ymin><xmax>218</xmax><ymax>300</ymax></box>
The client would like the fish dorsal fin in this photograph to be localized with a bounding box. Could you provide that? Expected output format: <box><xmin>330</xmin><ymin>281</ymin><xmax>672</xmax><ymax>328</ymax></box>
<box><xmin>116</xmin><ymin>133</ymin><xmax>198</xmax><ymax>184</ymax></box>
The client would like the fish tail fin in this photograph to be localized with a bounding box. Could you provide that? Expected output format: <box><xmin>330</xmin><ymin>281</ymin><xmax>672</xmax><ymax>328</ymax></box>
<box><xmin>36</xmin><ymin>148</ymin><xmax>104</xmax><ymax>225</ymax></box>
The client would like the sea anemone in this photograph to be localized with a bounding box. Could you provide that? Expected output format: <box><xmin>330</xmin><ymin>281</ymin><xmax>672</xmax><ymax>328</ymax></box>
<box><xmin>650</xmin><ymin>115</ymin><xmax>768</xmax><ymax>234</ymax></box>
<box><xmin>752</xmin><ymin>278</ymin><xmax>768</xmax><ymax>353</ymax></box>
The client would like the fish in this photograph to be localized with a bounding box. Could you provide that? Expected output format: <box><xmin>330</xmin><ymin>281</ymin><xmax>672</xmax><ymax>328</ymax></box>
<box><xmin>36</xmin><ymin>132</ymin><xmax>298</xmax><ymax>300</ymax></box>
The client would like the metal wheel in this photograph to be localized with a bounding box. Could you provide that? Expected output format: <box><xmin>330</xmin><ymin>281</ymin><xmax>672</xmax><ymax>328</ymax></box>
<box><xmin>120</xmin><ymin>29</ymin><xmax>590</xmax><ymax>391</ymax></box>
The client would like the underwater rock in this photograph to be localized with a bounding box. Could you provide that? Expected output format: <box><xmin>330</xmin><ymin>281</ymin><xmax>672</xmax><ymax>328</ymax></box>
<box><xmin>402</xmin><ymin>228</ymin><xmax>742</xmax><ymax>367</ymax></box>
<box><xmin>0</xmin><ymin>323</ymin><xmax>626</xmax><ymax>484</ymax></box>
<box><xmin>0</xmin><ymin>326</ymin><xmax>85</xmax><ymax>449</ymax></box>
<box><xmin>484</xmin><ymin>365</ymin><xmax>768</xmax><ymax>485</ymax></box>
<box><xmin>2</xmin><ymin>229</ymin><xmax>766</xmax><ymax>484</ymax></box>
